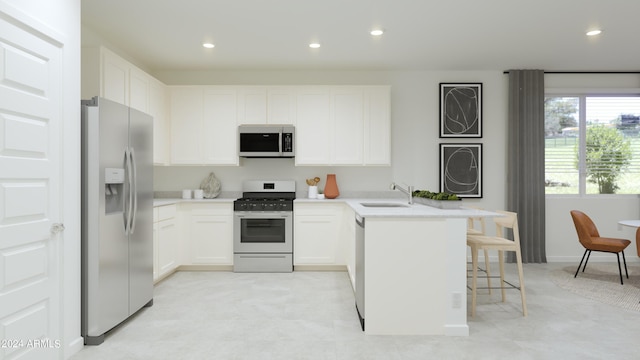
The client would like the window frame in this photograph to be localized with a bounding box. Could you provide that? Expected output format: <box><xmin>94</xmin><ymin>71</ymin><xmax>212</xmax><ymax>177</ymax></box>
<box><xmin>545</xmin><ymin>88</ymin><xmax>640</xmax><ymax>198</ymax></box>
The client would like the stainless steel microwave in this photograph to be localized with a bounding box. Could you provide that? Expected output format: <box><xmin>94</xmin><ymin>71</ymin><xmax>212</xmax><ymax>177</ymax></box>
<box><xmin>238</xmin><ymin>125</ymin><xmax>295</xmax><ymax>158</ymax></box>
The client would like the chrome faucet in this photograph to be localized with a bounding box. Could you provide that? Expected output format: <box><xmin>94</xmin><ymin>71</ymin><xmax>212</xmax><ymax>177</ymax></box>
<box><xmin>390</xmin><ymin>182</ymin><xmax>414</xmax><ymax>204</ymax></box>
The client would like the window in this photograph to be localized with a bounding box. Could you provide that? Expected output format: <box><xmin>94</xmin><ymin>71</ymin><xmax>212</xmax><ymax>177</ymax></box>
<box><xmin>545</xmin><ymin>95</ymin><xmax>640</xmax><ymax>195</ymax></box>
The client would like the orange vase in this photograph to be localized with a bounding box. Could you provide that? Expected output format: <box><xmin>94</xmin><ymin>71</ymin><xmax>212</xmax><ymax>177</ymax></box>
<box><xmin>324</xmin><ymin>174</ymin><xmax>340</xmax><ymax>199</ymax></box>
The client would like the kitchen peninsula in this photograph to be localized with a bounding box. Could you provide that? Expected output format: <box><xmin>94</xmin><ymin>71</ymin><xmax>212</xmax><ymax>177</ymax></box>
<box><xmin>154</xmin><ymin>196</ymin><xmax>497</xmax><ymax>336</ymax></box>
<box><xmin>298</xmin><ymin>198</ymin><xmax>499</xmax><ymax>336</ymax></box>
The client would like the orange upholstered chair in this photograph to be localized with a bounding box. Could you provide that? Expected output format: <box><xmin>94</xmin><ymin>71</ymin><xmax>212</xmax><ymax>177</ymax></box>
<box><xmin>570</xmin><ymin>210</ymin><xmax>631</xmax><ymax>285</ymax></box>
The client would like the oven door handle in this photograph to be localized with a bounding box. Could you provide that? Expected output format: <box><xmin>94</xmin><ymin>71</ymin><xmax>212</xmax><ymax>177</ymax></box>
<box><xmin>237</xmin><ymin>254</ymin><xmax>288</xmax><ymax>259</ymax></box>
<box><xmin>234</xmin><ymin>212</ymin><xmax>291</xmax><ymax>218</ymax></box>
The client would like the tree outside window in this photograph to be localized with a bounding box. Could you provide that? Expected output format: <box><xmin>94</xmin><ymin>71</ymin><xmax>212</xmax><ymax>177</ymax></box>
<box><xmin>582</xmin><ymin>125</ymin><xmax>632</xmax><ymax>194</ymax></box>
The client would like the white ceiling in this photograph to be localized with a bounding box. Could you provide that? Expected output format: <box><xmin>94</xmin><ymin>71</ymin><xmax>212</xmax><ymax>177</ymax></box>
<box><xmin>81</xmin><ymin>0</ymin><xmax>640</xmax><ymax>72</ymax></box>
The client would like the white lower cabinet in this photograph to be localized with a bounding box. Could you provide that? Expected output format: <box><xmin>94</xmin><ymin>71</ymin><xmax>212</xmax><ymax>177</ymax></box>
<box><xmin>154</xmin><ymin>204</ymin><xmax>178</xmax><ymax>281</ymax></box>
<box><xmin>294</xmin><ymin>203</ymin><xmax>345</xmax><ymax>265</ymax></box>
<box><xmin>154</xmin><ymin>201</ymin><xmax>355</xmax><ymax>275</ymax></box>
<box><xmin>187</xmin><ymin>203</ymin><xmax>234</xmax><ymax>265</ymax></box>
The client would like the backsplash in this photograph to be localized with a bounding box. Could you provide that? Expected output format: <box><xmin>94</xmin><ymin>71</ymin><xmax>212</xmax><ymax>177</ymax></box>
<box><xmin>153</xmin><ymin>158</ymin><xmax>397</xmax><ymax>197</ymax></box>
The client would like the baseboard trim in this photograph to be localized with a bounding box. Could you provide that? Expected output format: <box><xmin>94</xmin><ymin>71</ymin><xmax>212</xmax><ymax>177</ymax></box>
<box><xmin>177</xmin><ymin>265</ymin><xmax>234</xmax><ymax>271</ymax></box>
<box><xmin>65</xmin><ymin>336</ymin><xmax>85</xmax><ymax>359</ymax></box>
<box><xmin>444</xmin><ymin>324</ymin><xmax>469</xmax><ymax>336</ymax></box>
<box><xmin>466</xmin><ymin>255</ymin><xmax>640</xmax><ymax>264</ymax></box>
<box><xmin>293</xmin><ymin>265</ymin><xmax>347</xmax><ymax>271</ymax></box>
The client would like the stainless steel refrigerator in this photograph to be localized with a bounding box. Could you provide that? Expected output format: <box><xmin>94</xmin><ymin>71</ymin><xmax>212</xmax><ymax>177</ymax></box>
<box><xmin>81</xmin><ymin>97</ymin><xmax>154</xmax><ymax>345</ymax></box>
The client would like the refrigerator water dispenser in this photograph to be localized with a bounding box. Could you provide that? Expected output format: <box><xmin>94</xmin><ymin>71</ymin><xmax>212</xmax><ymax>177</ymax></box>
<box><xmin>104</xmin><ymin>168</ymin><xmax>124</xmax><ymax>214</ymax></box>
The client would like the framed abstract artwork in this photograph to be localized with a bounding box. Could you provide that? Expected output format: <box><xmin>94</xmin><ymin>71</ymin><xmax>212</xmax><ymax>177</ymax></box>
<box><xmin>439</xmin><ymin>83</ymin><xmax>482</xmax><ymax>138</ymax></box>
<box><xmin>439</xmin><ymin>143</ymin><xmax>482</xmax><ymax>198</ymax></box>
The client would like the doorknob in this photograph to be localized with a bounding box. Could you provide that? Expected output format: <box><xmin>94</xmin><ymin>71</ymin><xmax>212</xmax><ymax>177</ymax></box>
<box><xmin>51</xmin><ymin>223</ymin><xmax>65</xmax><ymax>234</ymax></box>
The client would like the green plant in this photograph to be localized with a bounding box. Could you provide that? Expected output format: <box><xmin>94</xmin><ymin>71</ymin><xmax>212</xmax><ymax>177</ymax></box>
<box><xmin>412</xmin><ymin>190</ymin><xmax>459</xmax><ymax>200</ymax></box>
<box><xmin>576</xmin><ymin>125</ymin><xmax>632</xmax><ymax>194</ymax></box>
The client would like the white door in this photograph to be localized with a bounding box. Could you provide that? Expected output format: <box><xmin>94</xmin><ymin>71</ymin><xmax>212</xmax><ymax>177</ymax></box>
<box><xmin>0</xmin><ymin>5</ymin><xmax>63</xmax><ymax>359</ymax></box>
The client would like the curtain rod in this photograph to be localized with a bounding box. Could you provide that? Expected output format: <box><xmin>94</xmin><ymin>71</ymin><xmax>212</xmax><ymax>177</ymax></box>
<box><xmin>502</xmin><ymin>70</ymin><xmax>640</xmax><ymax>74</ymax></box>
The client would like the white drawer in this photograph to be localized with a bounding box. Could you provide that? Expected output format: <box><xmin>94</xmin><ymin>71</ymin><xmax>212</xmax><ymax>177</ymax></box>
<box><xmin>190</xmin><ymin>203</ymin><xmax>233</xmax><ymax>216</ymax></box>
<box><xmin>294</xmin><ymin>203</ymin><xmax>344</xmax><ymax>216</ymax></box>
<box><xmin>157</xmin><ymin>204</ymin><xmax>177</xmax><ymax>221</ymax></box>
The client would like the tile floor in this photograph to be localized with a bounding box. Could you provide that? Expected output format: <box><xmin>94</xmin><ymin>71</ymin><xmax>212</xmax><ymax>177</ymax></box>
<box><xmin>70</xmin><ymin>263</ymin><xmax>640</xmax><ymax>360</ymax></box>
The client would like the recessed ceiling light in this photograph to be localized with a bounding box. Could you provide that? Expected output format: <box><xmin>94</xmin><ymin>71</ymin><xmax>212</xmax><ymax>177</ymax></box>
<box><xmin>309</xmin><ymin>43</ymin><xmax>321</xmax><ymax>49</ymax></box>
<box><xmin>586</xmin><ymin>29</ymin><xmax>602</xmax><ymax>36</ymax></box>
<box><xmin>202</xmin><ymin>42</ymin><xmax>215</xmax><ymax>49</ymax></box>
<box><xmin>370</xmin><ymin>29</ymin><xmax>384</xmax><ymax>36</ymax></box>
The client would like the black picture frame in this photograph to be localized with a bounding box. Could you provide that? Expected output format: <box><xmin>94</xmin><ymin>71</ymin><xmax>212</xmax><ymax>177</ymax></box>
<box><xmin>439</xmin><ymin>83</ymin><xmax>482</xmax><ymax>138</ymax></box>
<box><xmin>439</xmin><ymin>143</ymin><xmax>482</xmax><ymax>198</ymax></box>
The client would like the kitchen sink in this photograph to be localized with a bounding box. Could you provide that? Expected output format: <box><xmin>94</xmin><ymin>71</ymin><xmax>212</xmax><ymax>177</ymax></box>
<box><xmin>359</xmin><ymin>202</ymin><xmax>410</xmax><ymax>208</ymax></box>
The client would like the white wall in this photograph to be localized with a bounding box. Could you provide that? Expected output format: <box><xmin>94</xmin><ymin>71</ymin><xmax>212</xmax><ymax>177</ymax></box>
<box><xmin>547</xmin><ymin>196</ymin><xmax>640</xmax><ymax>263</ymax></box>
<box><xmin>2</xmin><ymin>0</ymin><xmax>82</xmax><ymax>358</ymax></box>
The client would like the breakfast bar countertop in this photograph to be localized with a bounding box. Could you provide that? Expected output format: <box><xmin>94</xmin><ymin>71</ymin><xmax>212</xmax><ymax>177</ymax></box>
<box><xmin>294</xmin><ymin>198</ymin><xmax>500</xmax><ymax>219</ymax></box>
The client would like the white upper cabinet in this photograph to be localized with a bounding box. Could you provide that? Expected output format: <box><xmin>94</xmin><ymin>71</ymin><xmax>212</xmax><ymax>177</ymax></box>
<box><xmin>267</xmin><ymin>87</ymin><xmax>297</xmax><ymax>125</ymax></box>
<box><xmin>332</xmin><ymin>87</ymin><xmax>364</xmax><ymax>165</ymax></box>
<box><xmin>129</xmin><ymin>66</ymin><xmax>150</xmax><ymax>113</ymax></box>
<box><xmin>203</xmin><ymin>87</ymin><xmax>239</xmax><ymax>165</ymax></box>
<box><xmin>170</xmin><ymin>86</ymin><xmax>204</xmax><ymax>164</ymax></box>
<box><xmin>149</xmin><ymin>77</ymin><xmax>169</xmax><ymax>165</ymax></box>
<box><xmin>237</xmin><ymin>87</ymin><xmax>267</xmax><ymax>124</ymax></box>
<box><xmin>237</xmin><ymin>86</ymin><xmax>296</xmax><ymax>125</ymax></box>
<box><xmin>83</xmin><ymin>46</ymin><xmax>150</xmax><ymax>112</ymax></box>
<box><xmin>169</xmin><ymin>86</ymin><xmax>239</xmax><ymax>165</ymax></box>
<box><xmin>101</xmin><ymin>49</ymin><xmax>129</xmax><ymax>105</ymax></box>
<box><xmin>295</xmin><ymin>86</ymin><xmax>390</xmax><ymax>166</ymax></box>
<box><xmin>295</xmin><ymin>87</ymin><xmax>332</xmax><ymax>165</ymax></box>
<box><xmin>167</xmin><ymin>85</ymin><xmax>388</xmax><ymax>166</ymax></box>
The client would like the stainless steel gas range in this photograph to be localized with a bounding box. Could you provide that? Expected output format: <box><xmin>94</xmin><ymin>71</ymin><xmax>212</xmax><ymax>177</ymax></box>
<box><xmin>233</xmin><ymin>180</ymin><xmax>295</xmax><ymax>272</ymax></box>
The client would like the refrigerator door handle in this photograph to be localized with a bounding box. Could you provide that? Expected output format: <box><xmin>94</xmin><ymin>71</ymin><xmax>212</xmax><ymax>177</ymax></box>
<box><xmin>129</xmin><ymin>147</ymin><xmax>138</xmax><ymax>234</ymax></box>
<box><xmin>122</xmin><ymin>148</ymin><xmax>130</xmax><ymax>234</ymax></box>
<box><xmin>125</xmin><ymin>147</ymin><xmax>134</xmax><ymax>235</ymax></box>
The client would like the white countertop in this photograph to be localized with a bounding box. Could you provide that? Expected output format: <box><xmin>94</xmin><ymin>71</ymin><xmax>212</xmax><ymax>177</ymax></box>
<box><xmin>155</xmin><ymin>196</ymin><xmax>499</xmax><ymax>218</ymax></box>
<box><xmin>154</xmin><ymin>198</ymin><xmax>235</xmax><ymax>207</ymax></box>
<box><xmin>295</xmin><ymin>198</ymin><xmax>500</xmax><ymax>219</ymax></box>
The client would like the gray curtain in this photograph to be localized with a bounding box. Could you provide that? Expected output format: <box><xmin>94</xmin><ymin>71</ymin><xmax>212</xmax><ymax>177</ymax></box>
<box><xmin>507</xmin><ymin>70</ymin><xmax>547</xmax><ymax>263</ymax></box>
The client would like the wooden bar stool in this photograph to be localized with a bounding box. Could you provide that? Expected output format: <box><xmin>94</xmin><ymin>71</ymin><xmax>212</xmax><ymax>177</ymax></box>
<box><xmin>467</xmin><ymin>212</ymin><xmax>491</xmax><ymax>294</ymax></box>
<box><xmin>467</xmin><ymin>211</ymin><xmax>527</xmax><ymax>318</ymax></box>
